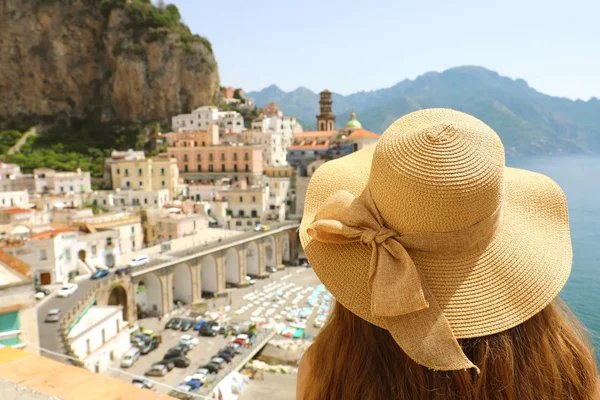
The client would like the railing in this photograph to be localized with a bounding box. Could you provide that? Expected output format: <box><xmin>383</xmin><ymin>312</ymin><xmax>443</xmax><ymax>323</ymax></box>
<box><xmin>198</xmin><ymin>328</ymin><xmax>276</xmax><ymax>395</ymax></box>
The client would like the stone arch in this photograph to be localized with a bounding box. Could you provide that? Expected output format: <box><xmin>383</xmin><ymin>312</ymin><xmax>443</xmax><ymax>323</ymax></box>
<box><xmin>108</xmin><ymin>285</ymin><xmax>129</xmax><ymax>321</ymax></box>
<box><xmin>201</xmin><ymin>255</ymin><xmax>218</xmax><ymax>294</ymax></box>
<box><xmin>265</xmin><ymin>236</ymin><xmax>276</xmax><ymax>270</ymax></box>
<box><xmin>135</xmin><ymin>273</ymin><xmax>163</xmax><ymax>316</ymax></box>
<box><xmin>281</xmin><ymin>234</ymin><xmax>291</xmax><ymax>264</ymax></box>
<box><xmin>225</xmin><ymin>248</ymin><xmax>240</xmax><ymax>284</ymax></box>
<box><xmin>246</xmin><ymin>241</ymin><xmax>259</xmax><ymax>276</ymax></box>
<box><xmin>172</xmin><ymin>264</ymin><xmax>193</xmax><ymax>305</ymax></box>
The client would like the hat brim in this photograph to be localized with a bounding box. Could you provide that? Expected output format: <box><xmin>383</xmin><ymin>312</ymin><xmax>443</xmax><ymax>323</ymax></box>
<box><xmin>300</xmin><ymin>145</ymin><xmax>572</xmax><ymax>338</ymax></box>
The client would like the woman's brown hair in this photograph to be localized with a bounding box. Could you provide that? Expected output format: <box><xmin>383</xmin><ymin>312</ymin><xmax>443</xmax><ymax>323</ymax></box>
<box><xmin>300</xmin><ymin>299</ymin><xmax>598</xmax><ymax>400</ymax></box>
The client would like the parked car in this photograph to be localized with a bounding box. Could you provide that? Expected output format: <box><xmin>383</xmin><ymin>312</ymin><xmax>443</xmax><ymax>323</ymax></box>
<box><xmin>193</xmin><ymin>320</ymin><xmax>206</xmax><ymax>331</ymax></box>
<box><xmin>210</xmin><ymin>357</ymin><xmax>226</xmax><ymax>369</ymax></box>
<box><xmin>91</xmin><ymin>269</ymin><xmax>109</xmax><ymax>280</ymax></box>
<box><xmin>144</xmin><ymin>364</ymin><xmax>168</xmax><ymax>377</ymax></box>
<box><xmin>191</xmin><ymin>368</ymin><xmax>210</xmax><ymax>383</ymax></box>
<box><xmin>199</xmin><ymin>325</ymin><xmax>217</xmax><ymax>337</ymax></box>
<box><xmin>115</xmin><ymin>266</ymin><xmax>131</xmax><ymax>276</ymax></box>
<box><xmin>127</xmin><ymin>255</ymin><xmax>150</xmax><ymax>268</ymax></box>
<box><xmin>121</xmin><ymin>347</ymin><xmax>141</xmax><ymax>368</ymax></box>
<box><xmin>44</xmin><ymin>308</ymin><xmax>61</xmax><ymax>323</ymax></box>
<box><xmin>57</xmin><ymin>283</ymin><xmax>78</xmax><ymax>298</ymax></box>
<box><xmin>35</xmin><ymin>286</ymin><xmax>50</xmax><ymax>300</ymax></box>
<box><xmin>201</xmin><ymin>362</ymin><xmax>220</xmax><ymax>374</ymax></box>
<box><xmin>185</xmin><ymin>379</ymin><xmax>202</xmax><ymax>391</ymax></box>
<box><xmin>180</xmin><ymin>319</ymin><xmax>194</xmax><ymax>331</ymax></box>
<box><xmin>266</xmin><ymin>266</ymin><xmax>278</xmax><ymax>273</ymax></box>
<box><xmin>132</xmin><ymin>378</ymin><xmax>154</xmax><ymax>389</ymax></box>
<box><xmin>225</xmin><ymin>343</ymin><xmax>241</xmax><ymax>355</ymax></box>
<box><xmin>134</xmin><ymin>334</ymin><xmax>159</xmax><ymax>355</ymax></box>
<box><xmin>180</xmin><ymin>335</ymin><xmax>199</xmax><ymax>349</ymax></box>
<box><xmin>253</xmin><ymin>224</ymin><xmax>263</xmax><ymax>232</ymax></box>
<box><xmin>170</xmin><ymin>356</ymin><xmax>191</xmax><ymax>368</ymax></box>
<box><xmin>207</xmin><ymin>320</ymin><xmax>221</xmax><ymax>332</ymax></box>
<box><xmin>260</xmin><ymin>225</ymin><xmax>270</xmax><ymax>231</ymax></box>
<box><xmin>245</xmin><ymin>276</ymin><xmax>255</xmax><ymax>285</ymax></box>
<box><xmin>173</xmin><ymin>343</ymin><xmax>191</xmax><ymax>354</ymax></box>
<box><xmin>153</xmin><ymin>360</ymin><xmax>175</xmax><ymax>371</ymax></box>
<box><xmin>216</xmin><ymin>352</ymin><xmax>233</xmax><ymax>363</ymax></box>
<box><xmin>166</xmin><ymin>318</ymin><xmax>182</xmax><ymax>330</ymax></box>
<box><xmin>164</xmin><ymin>348</ymin><xmax>184</xmax><ymax>360</ymax></box>
<box><xmin>234</xmin><ymin>334</ymin><xmax>250</xmax><ymax>346</ymax></box>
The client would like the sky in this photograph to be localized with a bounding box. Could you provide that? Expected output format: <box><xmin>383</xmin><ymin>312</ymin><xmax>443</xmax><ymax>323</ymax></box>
<box><xmin>169</xmin><ymin>0</ymin><xmax>599</xmax><ymax>100</ymax></box>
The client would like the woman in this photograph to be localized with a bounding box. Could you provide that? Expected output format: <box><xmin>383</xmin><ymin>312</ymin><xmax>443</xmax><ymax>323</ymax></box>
<box><xmin>297</xmin><ymin>109</ymin><xmax>598</xmax><ymax>400</ymax></box>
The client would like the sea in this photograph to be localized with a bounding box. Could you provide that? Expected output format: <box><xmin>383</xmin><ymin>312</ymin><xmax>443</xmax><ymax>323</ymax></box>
<box><xmin>507</xmin><ymin>155</ymin><xmax>600</xmax><ymax>360</ymax></box>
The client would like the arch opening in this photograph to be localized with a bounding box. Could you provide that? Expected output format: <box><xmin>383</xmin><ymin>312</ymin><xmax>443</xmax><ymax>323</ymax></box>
<box><xmin>108</xmin><ymin>285</ymin><xmax>129</xmax><ymax>321</ymax></box>
<box><xmin>173</xmin><ymin>264</ymin><xmax>193</xmax><ymax>306</ymax></box>
<box><xmin>201</xmin><ymin>256</ymin><xmax>218</xmax><ymax>295</ymax></box>
<box><xmin>135</xmin><ymin>273</ymin><xmax>163</xmax><ymax>317</ymax></box>
<box><xmin>225</xmin><ymin>248</ymin><xmax>240</xmax><ymax>285</ymax></box>
<box><xmin>282</xmin><ymin>234</ymin><xmax>291</xmax><ymax>264</ymax></box>
<box><xmin>246</xmin><ymin>241</ymin><xmax>259</xmax><ymax>276</ymax></box>
<box><xmin>265</xmin><ymin>236</ymin><xmax>276</xmax><ymax>271</ymax></box>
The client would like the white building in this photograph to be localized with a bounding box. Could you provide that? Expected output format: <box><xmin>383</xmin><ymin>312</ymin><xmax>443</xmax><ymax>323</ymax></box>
<box><xmin>71</xmin><ymin>213</ymin><xmax>143</xmax><ymax>255</ymax></box>
<box><xmin>172</xmin><ymin>106</ymin><xmax>245</xmax><ymax>134</ymax></box>
<box><xmin>4</xmin><ymin>227</ymin><xmax>120</xmax><ymax>285</ymax></box>
<box><xmin>263</xmin><ymin>175</ymin><xmax>290</xmax><ymax>222</ymax></box>
<box><xmin>68</xmin><ymin>306</ymin><xmax>130</xmax><ymax>373</ymax></box>
<box><xmin>250</xmin><ymin>110</ymin><xmax>302</xmax><ymax>167</ymax></box>
<box><xmin>0</xmin><ymin>191</ymin><xmax>29</xmax><ymax>208</ymax></box>
<box><xmin>0</xmin><ymin>163</ymin><xmax>24</xmax><ymax>192</ymax></box>
<box><xmin>33</xmin><ymin>168</ymin><xmax>91</xmax><ymax>195</ymax></box>
<box><xmin>88</xmin><ymin>189</ymin><xmax>170</xmax><ymax>210</ymax></box>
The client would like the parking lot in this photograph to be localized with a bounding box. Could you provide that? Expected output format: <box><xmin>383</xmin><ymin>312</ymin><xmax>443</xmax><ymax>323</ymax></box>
<box><xmin>106</xmin><ymin>267</ymin><xmax>326</xmax><ymax>398</ymax></box>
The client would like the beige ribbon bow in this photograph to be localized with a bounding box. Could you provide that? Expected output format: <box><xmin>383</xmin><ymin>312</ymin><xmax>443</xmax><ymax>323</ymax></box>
<box><xmin>307</xmin><ymin>189</ymin><xmax>491</xmax><ymax>372</ymax></box>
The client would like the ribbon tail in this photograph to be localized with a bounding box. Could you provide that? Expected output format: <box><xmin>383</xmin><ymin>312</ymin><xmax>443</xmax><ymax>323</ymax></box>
<box><xmin>370</xmin><ymin>239</ymin><xmax>429</xmax><ymax>317</ymax></box>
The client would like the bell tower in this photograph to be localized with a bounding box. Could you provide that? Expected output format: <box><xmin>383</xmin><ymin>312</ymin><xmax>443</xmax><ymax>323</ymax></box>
<box><xmin>316</xmin><ymin>90</ymin><xmax>336</xmax><ymax>131</ymax></box>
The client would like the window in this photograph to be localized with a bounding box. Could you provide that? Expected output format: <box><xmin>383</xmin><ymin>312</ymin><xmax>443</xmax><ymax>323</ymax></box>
<box><xmin>160</xmin><ymin>168</ymin><xmax>165</xmax><ymax>176</ymax></box>
<box><xmin>252</xmin><ymin>196</ymin><xmax>256</xmax><ymax>203</ymax></box>
<box><xmin>132</xmin><ymin>240</ymin><xmax>136</xmax><ymax>249</ymax></box>
<box><xmin>233</xmin><ymin>153</ymin><xmax>238</xmax><ymax>161</ymax></box>
<box><xmin>184</xmin><ymin>154</ymin><xmax>188</xmax><ymax>162</ymax></box>
<box><xmin>239</xmin><ymin>210</ymin><xmax>245</xmax><ymax>217</ymax></box>
<box><xmin>209</xmin><ymin>153</ymin><xmax>213</xmax><ymax>161</ymax></box>
<box><xmin>131</xmin><ymin>226</ymin><xmax>135</xmax><ymax>234</ymax></box>
<box><xmin>244</xmin><ymin>152</ymin><xmax>249</xmax><ymax>161</ymax></box>
<box><xmin>161</xmin><ymin>180</ymin><xmax>165</xmax><ymax>187</ymax></box>
<box><xmin>202</xmin><ymin>141</ymin><xmax>206</xmax><ymax>146</ymax></box>
<box><xmin>245</xmin><ymin>164</ymin><xmax>249</xmax><ymax>172</ymax></box>
<box><xmin>220</xmin><ymin>153</ymin><xmax>225</xmax><ymax>161</ymax></box>
<box><xmin>40</xmin><ymin>249</ymin><xmax>47</xmax><ymax>261</ymax></box>
<box><xmin>221</xmin><ymin>164</ymin><xmax>225</xmax><ymax>172</ymax></box>
<box><xmin>233</xmin><ymin>164</ymin><xmax>238</xmax><ymax>172</ymax></box>
<box><xmin>60</xmin><ymin>187</ymin><xmax>64</xmax><ymax>192</ymax></box>
<box><xmin>102</xmin><ymin>328</ymin><xmax>106</xmax><ymax>344</ymax></box>
<box><xmin>65</xmin><ymin>249</ymin><xmax>71</xmax><ymax>261</ymax></box>
<box><xmin>239</xmin><ymin>196</ymin><xmax>243</xmax><ymax>202</ymax></box>
<box><xmin>91</xmin><ymin>246</ymin><xmax>97</xmax><ymax>256</ymax></box>
<box><xmin>208</xmin><ymin>164</ymin><xmax>214</xmax><ymax>172</ymax></box>
<box><xmin>117</xmin><ymin>168</ymin><xmax>120</xmax><ymax>175</ymax></box>
<box><xmin>138</xmin><ymin>168</ymin><xmax>142</xmax><ymax>176</ymax></box>
<box><xmin>197</xmin><ymin>165</ymin><xmax>202</xmax><ymax>172</ymax></box>
<box><xmin>139</xmin><ymin>181</ymin><xmax>143</xmax><ymax>188</ymax></box>
<box><xmin>184</xmin><ymin>165</ymin><xmax>188</xmax><ymax>172</ymax></box>
<box><xmin>247</xmin><ymin>220</ymin><xmax>252</xmax><ymax>226</ymax></box>
<box><xmin>144</xmin><ymin>198</ymin><xmax>148</xmax><ymax>204</ymax></box>
<box><xmin>125</xmin><ymin>169</ymin><xmax>129</xmax><ymax>177</ymax></box>
<box><xmin>236</xmin><ymin>221</ymin><xmax>242</xmax><ymax>226</ymax></box>
<box><xmin>106</xmin><ymin>237</ymin><xmax>113</xmax><ymax>247</ymax></box>
<box><xmin>196</xmin><ymin>154</ymin><xmax>201</xmax><ymax>161</ymax></box>
<box><xmin>251</xmin><ymin>210</ymin><xmax>258</xmax><ymax>217</ymax></box>
<box><xmin>86</xmin><ymin>339</ymin><xmax>91</xmax><ymax>355</ymax></box>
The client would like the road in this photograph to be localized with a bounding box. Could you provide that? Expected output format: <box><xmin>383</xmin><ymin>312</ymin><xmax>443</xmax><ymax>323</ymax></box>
<box><xmin>36</xmin><ymin>274</ymin><xmax>113</xmax><ymax>362</ymax></box>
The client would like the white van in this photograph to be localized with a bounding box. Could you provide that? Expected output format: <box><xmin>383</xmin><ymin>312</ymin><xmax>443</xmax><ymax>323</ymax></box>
<box><xmin>127</xmin><ymin>255</ymin><xmax>150</xmax><ymax>268</ymax></box>
<box><xmin>120</xmin><ymin>347</ymin><xmax>140</xmax><ymax>368</ymax></box>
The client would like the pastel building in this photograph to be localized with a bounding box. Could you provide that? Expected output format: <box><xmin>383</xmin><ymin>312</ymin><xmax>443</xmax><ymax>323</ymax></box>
<box><xmin>216</xmin><ymin>180</ymin><xmax>268</xmax><ymax>230</ymax></box>
<box><xmin>33</xmin><ymin>168</ymin><xmax>91</xmax><ymax>194</ymax></box>
<box><xmin>0</xmin><ymin>191</ymin><xmax>29</xmax><ymax>208</ymax></box>
<box><xmin>0</xmin><ymin>163</ymin><xmax>24</xmax><ymax>191</ymax></box>
<box><xmin>103</xmin><ymin>150</ymin><xmax>145</xmax><ymax>187</ymax></box>
<box><xmin>109</xmin><ymin>154</ymin><xmax>179</xmax><ymax>201</ymax></box>
<box><xmin>88</xmin><ymin>189</ymin><xmax>170</xmax><ymax>210</ymax></box>
<box><xmin>71</xmin><ymin>212</ymin><xmax>143</xmax><ymax>255</ymax></box>
<box><xmin>157</xmin><ymin>213</ymin><xmax>209</xmax><ymax>241</ymax></box>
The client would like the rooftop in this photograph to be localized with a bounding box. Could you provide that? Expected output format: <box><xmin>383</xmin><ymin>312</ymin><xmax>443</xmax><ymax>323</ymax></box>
<box><xmin>0</xmin><ymin>250</ymin><xmax>31</xmax><ymax>281</ymax></box>
<box><xmin>2</xmin><ymin>208</ymin><xmax>32</xmax><ymax>214</ymax></box>
<box><xmin>29</xmin><ymin>228</ymin><xmax>75</xmax><ymax>240</ymax></box>
<box><xmin>348</xmin><ymin>129</ymin><xmax>379</xmax><ymax>139</ymax></box>
<box><xmin>68</xmin><ymin>306</ymin><xmax>120</xmax><ymax>339</ymax></box>
<box><xmin>294</xmin><ymin>130</ymin><xmax>338</xmax><ymax>139</ymax></box>
<box><xmin>0</xmin><ymin>346</ymin><xmax>172</xmax><ymax>400</ymax></box>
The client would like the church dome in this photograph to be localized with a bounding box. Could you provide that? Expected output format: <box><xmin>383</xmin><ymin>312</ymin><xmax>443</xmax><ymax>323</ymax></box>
<box><xmin>345</xmin><ymin>110</ymin><xmax>362</xmax><ymax>130</ymax></box>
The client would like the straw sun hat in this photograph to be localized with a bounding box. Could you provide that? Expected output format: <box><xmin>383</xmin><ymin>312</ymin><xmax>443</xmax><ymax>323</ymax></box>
<box><xmin>300</xmin><ymin>108</ymin><xmax>571</xmax><ymax>372</ymax></box>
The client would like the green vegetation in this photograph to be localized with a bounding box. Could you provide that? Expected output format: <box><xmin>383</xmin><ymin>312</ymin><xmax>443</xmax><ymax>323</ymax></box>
<box><xmin>100</xmin><ymin>0</ymin><xmax>212</xmax><ymax>55</ymax></box>
<box><xmin>0</xmin><ymin>120</ymin><xmax>166</xmax><ymax>178</ymax></box>
<box><xmin>0</xmin><ymin>130</ymin><xmax>24</xmax><ymax>154</ymax></box>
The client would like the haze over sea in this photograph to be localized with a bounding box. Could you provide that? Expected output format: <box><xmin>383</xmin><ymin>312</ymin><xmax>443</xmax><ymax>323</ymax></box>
<box><xmin>507</xmin><ymin>155</ymin><xmax>600</xmax><ymax>358</ymax></box>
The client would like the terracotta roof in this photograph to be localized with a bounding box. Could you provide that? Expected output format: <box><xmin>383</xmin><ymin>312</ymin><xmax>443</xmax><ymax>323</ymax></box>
<box><xmin>0</xmin><ymin>250</ymin><xmax>31</xmax><ymax>279</ymax></box>
<box><xmin>2</xmin><ymin>208</ymin><xmax>31</xmax><ymax>214</ymax></box>
<box><xmin>294</xmin><ymin>130</ymin><xmax>338</xmax><ymax>139</ymax></box>
<box><xmin>348</xmin><ymin>129</ymin><xmax>379</xmax><ymax>139</ymax></box>
<box><xmin>0</xmin><ymin>347</ymin><xmax>173</xmax><ymax>400</ymax></box>
<box><xmin>30</xmin><ymin>228</ymin><xmax>74</xmax><ymax>240</ymax></box>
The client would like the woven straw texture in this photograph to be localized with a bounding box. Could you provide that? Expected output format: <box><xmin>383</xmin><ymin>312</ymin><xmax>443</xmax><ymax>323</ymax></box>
<box><xmin>300</xmin><ymin>109</ymin><xmax>572</xmax><ymax>369</ymax></box>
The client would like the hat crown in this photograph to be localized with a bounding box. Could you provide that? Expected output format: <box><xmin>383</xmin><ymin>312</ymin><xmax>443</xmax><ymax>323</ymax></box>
<box><xmin>369</xmin><ymin>109</ymin><xmax>505</xmax><ymax>233</ymax></box>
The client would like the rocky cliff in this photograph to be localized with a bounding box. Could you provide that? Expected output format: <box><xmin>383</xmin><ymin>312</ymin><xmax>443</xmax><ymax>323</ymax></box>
<box><xmin>0</xmin><ymin>0</ymin><xmax>220</xmax><ymax>127</ymax></box>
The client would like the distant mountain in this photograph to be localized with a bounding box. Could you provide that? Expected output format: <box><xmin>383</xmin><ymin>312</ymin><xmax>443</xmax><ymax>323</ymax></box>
<box><xmin>248</xmin><ymin>67</ymin><xmax>600</xmax><ymax>155</ymax></box>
